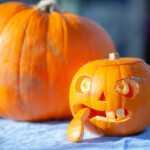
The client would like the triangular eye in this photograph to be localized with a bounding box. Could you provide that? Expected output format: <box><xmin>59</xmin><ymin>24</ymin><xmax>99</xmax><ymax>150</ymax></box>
<box><xmin>98</xmin><ymin>92</ymin><xmax>106</xmax><ymax>101</ymax></box>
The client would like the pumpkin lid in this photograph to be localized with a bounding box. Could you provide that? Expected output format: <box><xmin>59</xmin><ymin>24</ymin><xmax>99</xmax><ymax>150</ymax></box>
<box><xmin>84</xmin><ymin>53</ymin><xmax>144</xmax><ymax>68</ymax></box>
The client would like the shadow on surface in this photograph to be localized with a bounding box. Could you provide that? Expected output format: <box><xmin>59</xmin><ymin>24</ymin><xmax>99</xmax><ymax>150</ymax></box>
<box><xmin>82</xmin><ymin>128</ymin><xmax>150</xmax><ymax>143</ymax></box>
<box><xmin>32</xmin><ymin>119</ymin><xmax>150</xmax><ymax>142</ymax></box>
<box><xmin>30</xmin><ymin>119</ymin><xmax>71</xmax><ymax>125</ymax></box>
<box><xmin>83</xmin><ymin>136</ymin><xmax>124</xmax><ymax>143</ymax></box>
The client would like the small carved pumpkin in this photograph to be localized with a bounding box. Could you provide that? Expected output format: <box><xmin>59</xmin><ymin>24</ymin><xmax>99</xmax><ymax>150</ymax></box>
<box><xmin>0</xmin><ymin>1</ymin><xmax>116</xmax><ymax>121</ymax></box>
<box><xmin>67</xmin><ymin>53</ymin><xmax>150</xmax><ymax>142</ymax></box>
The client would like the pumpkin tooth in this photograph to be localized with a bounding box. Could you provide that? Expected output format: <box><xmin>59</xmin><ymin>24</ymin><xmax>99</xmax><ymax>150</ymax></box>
<box><xmin>116</xmin><ymin>108</ymin><xmax>125</xmax><ymax>119</ymax></box>
<box><xmin>91</xmin><ymin>116</ymin><xmax>107</xmax><ymax>121</ymax></box>
<box><xmin>106</xmin><ymin>111</ymin><xmax>115</xmax><ymax>120</ymax></box>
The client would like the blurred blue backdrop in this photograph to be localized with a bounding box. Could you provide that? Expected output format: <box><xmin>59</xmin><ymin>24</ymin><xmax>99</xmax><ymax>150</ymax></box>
<box><xmin>1</xmin><ymin>0</ymin><xmax>150</xmax><ymax>64</ymax></box>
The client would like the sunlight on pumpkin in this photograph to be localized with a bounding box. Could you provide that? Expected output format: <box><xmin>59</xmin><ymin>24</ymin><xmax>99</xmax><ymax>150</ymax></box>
<box><xmin>81</xmin><ymin>78</ymin><xmax>91</xmax><ymax>93</ymax></box>
<box><xmin>115</xmin><ymin>79</ymin><xmax>139</xmax><ymax>98</ymax></box>
<box><xmin>115</xmin><ymin>80</ymin><xmax>129</xmax><ymax>95</ymax></box>
<box><xmin>75</xmin><ymin>75</ymin><xmax>91</xmax><ymax>93</ymax></box>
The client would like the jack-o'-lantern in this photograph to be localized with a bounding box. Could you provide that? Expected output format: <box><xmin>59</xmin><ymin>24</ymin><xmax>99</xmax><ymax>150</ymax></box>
<box><xmin>67</xmin><ymin>53</ymin><xmax>150</xmax><ymax>142</ymax></box>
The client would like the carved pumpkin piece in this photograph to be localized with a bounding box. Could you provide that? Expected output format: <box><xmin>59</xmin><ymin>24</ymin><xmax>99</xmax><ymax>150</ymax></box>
<box><xmin>67</xmin><ymin>53</ymin><xmax>150</xmax><ymax>142</ymax></box>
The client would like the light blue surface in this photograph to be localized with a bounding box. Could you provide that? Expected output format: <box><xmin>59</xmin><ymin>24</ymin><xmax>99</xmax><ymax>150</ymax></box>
<box><xmin>0</xmin><ymin>118</ymin><xmax>150</xmax><ymax>150</ymax></box>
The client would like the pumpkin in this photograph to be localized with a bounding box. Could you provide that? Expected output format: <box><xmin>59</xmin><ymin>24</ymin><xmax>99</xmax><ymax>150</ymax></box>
<box><xmin>0</xmin><ymin>1</ymin><xmax>116</xmax><ymax>121</ymax></box>
<box><xmin>67</xmin><ymin>53</ymin><xmax>150</xmax><ymax>142</ymax></box>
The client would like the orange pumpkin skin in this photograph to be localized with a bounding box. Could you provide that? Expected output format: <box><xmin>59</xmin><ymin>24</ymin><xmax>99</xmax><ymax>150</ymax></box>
<box><xmin>0</xmin><ymin>2</ymin><xmax>116</xmax><ymax>121</ymax></box>
<box><xmin>69</xmin><ymin>56</ymin><xmax>150</xmax><ymax>136</ymax></box>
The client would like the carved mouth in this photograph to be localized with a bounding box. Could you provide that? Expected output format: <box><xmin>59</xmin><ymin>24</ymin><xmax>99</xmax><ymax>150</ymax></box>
<box><xmin>74</xmin><ymin>104</ymin><xmax>132</xmax><ymax>122</ymax></box>
<box><xmin>89</xmin><ymin>107</ymin><xmax>132</xmax><ymax>122</ymax></box>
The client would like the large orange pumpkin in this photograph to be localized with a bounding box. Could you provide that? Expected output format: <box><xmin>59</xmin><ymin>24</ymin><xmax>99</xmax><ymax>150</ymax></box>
<box><xmin>0</xmin><ymin>1</ymin><xmax>116</xmax><ymax>121</ymax></box>
<box><xmin>68</xmin><ymin>53</ymin><xmax>150</xmax><ymax>142</ymax></box>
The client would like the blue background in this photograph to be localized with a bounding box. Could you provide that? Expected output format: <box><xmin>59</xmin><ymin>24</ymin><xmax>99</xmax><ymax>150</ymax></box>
<box><xmin>1</xmin><ymin>0</ymin><xmax>150</xmax><ymax>64</ymax></box>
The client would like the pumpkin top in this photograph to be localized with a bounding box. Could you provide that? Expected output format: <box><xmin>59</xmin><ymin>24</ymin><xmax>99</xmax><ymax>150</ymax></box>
<box><xmin>84</xmin><ymin>57</ymin><xmax>144</xmax><ymax>68</ymax></box>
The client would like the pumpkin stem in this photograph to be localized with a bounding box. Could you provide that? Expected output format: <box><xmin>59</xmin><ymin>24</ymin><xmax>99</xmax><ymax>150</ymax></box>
<box><xmin>34</xmin><ymin>0</ymin><xmax>60</xmax><ymax>13</ymax></box>
<box><xmin>109</xmin><ymin>53</ymin><xmax>119</xmax><ymax>60</ymax></box>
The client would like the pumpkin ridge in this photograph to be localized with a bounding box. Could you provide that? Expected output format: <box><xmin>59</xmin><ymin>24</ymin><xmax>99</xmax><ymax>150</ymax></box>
<box><xmin>0</xmin><ymin>9</ymin><xmax>38</xmax><ymax>120</ymax></box>
<box><xmin>116</xmin><ymin>61</ymin><xmax>125</xmax><ymax>133</ymax></box>
<box><xmin>49</xmin><ymin>12</ymin><xmax>66</xmax><ymax>118</ymax></box>
<box><xmin>90</xmin><ymin>60</ymin><xmax>108</xmax><ymax>112</ymax></box>
<box><xmin>59</xmin><ymin>13</ymin><xmax>69</xmax><ymax>62</ymax></box>
<box><xmin>117</xmin><ymin>59</ymin><xmax>123</xmax><ymax>111</ymax></box>
<box><xmin>0</xmin><ymin>3</ymin><xmax>30</xmax><ymax>36</ymax></box>
<box><xmin>17</xmin><ymin>10</ymin><xmax>40</xmax><ymax>113</ymax></box>
<box><xmin>124</xmin><ymin>60</ymin><xmax>140</xmax><ymax>84</ymax></box>
<box><xmin>18</xmin><ymin>11</ymin><xmax>50</xmax><ymax>120</ymax></box>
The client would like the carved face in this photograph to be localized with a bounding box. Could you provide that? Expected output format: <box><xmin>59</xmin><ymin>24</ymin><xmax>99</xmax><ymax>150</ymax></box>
<box><xmin>69</xmin><ymin>56</ymin><xmax>150</xmax><ymax>136</ymax></box>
